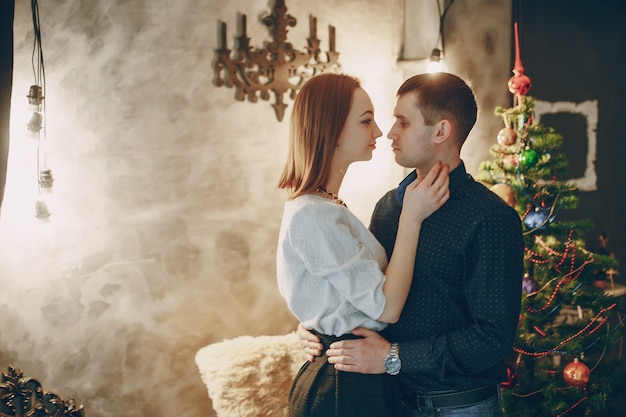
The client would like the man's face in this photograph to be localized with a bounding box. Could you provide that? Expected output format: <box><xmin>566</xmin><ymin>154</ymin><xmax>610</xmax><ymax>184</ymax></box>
<box><xmin>387</xmin><ymin>93</ymin><xmax>438</xmax><ymax>169</ymax></box>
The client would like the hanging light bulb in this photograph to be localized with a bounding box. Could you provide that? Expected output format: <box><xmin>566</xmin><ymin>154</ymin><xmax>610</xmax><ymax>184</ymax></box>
<box><xmin>26</xmin><ymin>1</ymin><xmax>55</xmax><ymax>223</ymax></box>
<box><xmin>27</xmin><ymin>112</ymin><xmax>44</xmax><ymax>132</ymax></box>
<box><xmin>426</xmin><ymin>48</ymin><xmax>444</xmax><ymax>73</ymax></box>
<box><xmin>39</xmin><ymin>169</ymin><xmax>54</xmax><ymax>191</ymax></box>
<box><xmin>27</xmin><ymin>84</ymin><xmax>44</xmax><ymax>106</ymax></box>
<box><xmin>26</xmin><ymin>84</ymin><xmax>44</xmax><ymax>133</ymax></box>
<box><xmin>34</xmin><ymin>199</ymin><xmax>51</xmax><ymax>220</ymax></box>
<box><xmin>34</xmin><ymin>170</ymin><xmax>54</xmax><ymax>221</ymax></box>
<box><xmin>35</xmin><ymin>200</ymin><xmax>50</xmax><ymax>218</ymax></box>
<box><xmin>425</xmin><ymin>0</ymin><xmax>455</xmax><ymax>74</ymax></box>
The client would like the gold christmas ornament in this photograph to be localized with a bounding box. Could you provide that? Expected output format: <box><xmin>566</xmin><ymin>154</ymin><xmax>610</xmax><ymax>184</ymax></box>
<box><xmin>490</xmin><ymin>183</ymin><xmax>517</xmax><ymax>207</ymax></box>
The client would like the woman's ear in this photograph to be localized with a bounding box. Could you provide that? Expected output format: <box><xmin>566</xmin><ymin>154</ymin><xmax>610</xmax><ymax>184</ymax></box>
<box><xmin>434</xmin><ymin>119</ymin><xmax>452</xmax><ymax>144</ymax></box>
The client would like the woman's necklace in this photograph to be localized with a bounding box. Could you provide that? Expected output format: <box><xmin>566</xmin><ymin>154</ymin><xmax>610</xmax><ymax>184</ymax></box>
<box><xmin>316</xmin><ymin>187</ymin><xmax>347</xmax><ymax>207</ymax></box>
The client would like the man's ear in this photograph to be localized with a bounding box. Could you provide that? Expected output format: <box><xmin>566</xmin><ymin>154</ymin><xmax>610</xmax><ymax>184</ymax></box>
<box><xmin>434</xmin><ymin>119</ymin><xmax>452</xmax><ymax>144</ymax></box>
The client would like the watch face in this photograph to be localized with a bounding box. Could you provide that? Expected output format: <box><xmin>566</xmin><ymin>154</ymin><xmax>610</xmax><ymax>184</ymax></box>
<box><xmin>385</xmin><ymin>357</ymin><xmax>401</xmax><ymax>375</ymax></box>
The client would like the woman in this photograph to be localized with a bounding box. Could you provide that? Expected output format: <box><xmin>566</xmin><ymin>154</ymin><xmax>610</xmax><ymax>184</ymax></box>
<box><xmin>276</xmin><ymin>73</ymin><xmax>449</xmax><ymax>417</ymax></box>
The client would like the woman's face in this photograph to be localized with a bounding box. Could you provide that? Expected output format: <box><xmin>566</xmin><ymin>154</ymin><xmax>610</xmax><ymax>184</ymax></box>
<box><xmin>333</xmin><ymin>87</ymin><xmax>383</xmax><ymax>166</ymax></box>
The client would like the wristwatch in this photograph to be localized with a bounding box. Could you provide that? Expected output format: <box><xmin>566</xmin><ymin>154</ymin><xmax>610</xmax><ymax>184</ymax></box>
<box><xmin>384</xmin><ymin>343</ymin><xmax>401</xmax><ymax>375</ymax></box>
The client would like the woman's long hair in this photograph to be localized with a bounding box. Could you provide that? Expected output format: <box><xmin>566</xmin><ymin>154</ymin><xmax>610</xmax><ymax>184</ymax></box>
<box><xmin>278</xmin><ymin>73</ymin><xmax>360</xmax><ymax>199</ymax></box>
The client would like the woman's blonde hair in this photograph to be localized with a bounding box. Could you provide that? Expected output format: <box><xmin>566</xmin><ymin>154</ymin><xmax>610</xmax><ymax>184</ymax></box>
<box><xmin>278</xmin><ymin>73</ymin><xmax>360</xmax><ymax>198</ymax></box>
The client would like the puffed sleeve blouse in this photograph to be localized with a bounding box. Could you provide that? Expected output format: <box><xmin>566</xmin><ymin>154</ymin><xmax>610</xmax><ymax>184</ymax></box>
<box><xmin>276</xmin><ymin>194</ymin><xmax>389</xmax><ymax>336</ymax></box>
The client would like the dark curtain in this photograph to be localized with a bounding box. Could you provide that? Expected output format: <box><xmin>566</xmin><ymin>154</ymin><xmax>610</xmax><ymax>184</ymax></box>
<box><xmin>0</xmin><ymin>0</ymin><xmax>15</xmax><ymax>213</ymax></box>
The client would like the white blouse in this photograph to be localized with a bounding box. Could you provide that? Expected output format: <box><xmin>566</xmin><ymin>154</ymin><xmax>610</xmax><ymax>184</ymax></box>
<box><xmin>276</xmin><ymin>194</ymin><xmax>389</xmax><ymax>336</ymax></box>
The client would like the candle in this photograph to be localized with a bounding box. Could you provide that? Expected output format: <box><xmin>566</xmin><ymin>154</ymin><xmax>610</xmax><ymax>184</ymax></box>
<box><xmin>329</xmin><ymin>25</ymin><xmax>335</xmax><ymax>52</ymax></box>
<box><xmin>310</xmin><ymin>15</ymin><xmax>317</xmax><ymax>39</ymax></box>
<box><xmin>241</xmin><ymin>14</ymin><xmax>247</xmax><ymax>37</ymax></box>
<box><xmin>220</xmin><ymin>22</ymin><xmax>227</xmax><ymax>49</ymax></box>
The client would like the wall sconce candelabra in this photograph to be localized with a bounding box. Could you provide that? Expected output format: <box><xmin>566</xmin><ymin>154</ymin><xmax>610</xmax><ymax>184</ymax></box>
<box><xmin>215</xmin><ymin>0</ymin><xmax>341</xmax><ymax>121</ymax></box>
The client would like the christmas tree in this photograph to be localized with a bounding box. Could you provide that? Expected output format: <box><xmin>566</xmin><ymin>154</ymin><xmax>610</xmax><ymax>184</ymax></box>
<box><xmin>477</xmin><ymin>24</ymin><xmax>625</xmax><ymax>417</ymax></box>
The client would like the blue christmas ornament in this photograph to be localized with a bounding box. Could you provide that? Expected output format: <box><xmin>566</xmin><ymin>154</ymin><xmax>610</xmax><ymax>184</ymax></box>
<box><xmin>522</xmin><ymin>273</ymin><xmax>539</xmax><ymax>294</ymax></box>
<box><xmin>524</xmin><ymin>207</ymin><xmax>550</xmax><ymax>232</ymax></box>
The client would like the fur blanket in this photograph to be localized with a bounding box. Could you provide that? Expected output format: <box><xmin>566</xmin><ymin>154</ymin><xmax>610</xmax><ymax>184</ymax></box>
<box><xmin>195</xmin><ymin>332</ymin><xmax>306</xmax><ymax>417</ymax></box>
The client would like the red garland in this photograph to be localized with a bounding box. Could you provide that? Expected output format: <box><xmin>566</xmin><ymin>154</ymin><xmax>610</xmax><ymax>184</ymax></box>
<box><xmin>514</xmin><ymin>303</ymin><xmax>617</xmax><ymax>357</ymax></box>
<box><xmin>554</xmin><ymin>230</ymin><xmax>575</xmax><ymax>273</ymax></box>
<box><xmin>522</xmin><ymin>204</ymin><xmax>533</xmax><ymax>219</ymax></box>
<box><xmin>556</xmin><ymin>393</ymin><xmax>588</xmax><ymax>417</ymax></box>
<box><xmin>525</xmin><ymin>259</ymin><xmax>593</xmax><ymax>313</ymax></box>
<box><xmin>524</xmin><ymin>230</ymin><xmax>593</xmax><ymax>314</ymax></box>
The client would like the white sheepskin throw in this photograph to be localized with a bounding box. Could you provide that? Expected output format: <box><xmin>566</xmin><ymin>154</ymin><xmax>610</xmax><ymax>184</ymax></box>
<box><xmin>195</xmin><ymin>332</ymin><xmax>307</xmax><ymax>417</ymax></box>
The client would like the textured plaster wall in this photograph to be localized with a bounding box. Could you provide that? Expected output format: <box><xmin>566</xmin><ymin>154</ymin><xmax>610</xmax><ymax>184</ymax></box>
<box><xmin>0</xmin><ymin>0</ymin><xmax>510</xmax><ymax>416</ymax></box>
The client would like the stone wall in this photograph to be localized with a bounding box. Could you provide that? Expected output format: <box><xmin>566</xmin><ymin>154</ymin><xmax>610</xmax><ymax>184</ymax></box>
<box><xmin>0</xmin><ymin>1</ymin><xmax>510</xmax><ymax>416</ymax></box>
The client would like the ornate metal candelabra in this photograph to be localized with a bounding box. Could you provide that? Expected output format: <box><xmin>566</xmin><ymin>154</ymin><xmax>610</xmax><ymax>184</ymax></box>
<box><xmin>215</xmin><ymin>0</ymin><xmax>340</xmax><ymax>121</ymax></box>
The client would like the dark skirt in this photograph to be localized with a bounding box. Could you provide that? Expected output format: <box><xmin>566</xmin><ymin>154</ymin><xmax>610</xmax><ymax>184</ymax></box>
<box><xmin>289</xmin><ymin>332</ymin><xmax>403</xmax><ymax>417</ymax></box>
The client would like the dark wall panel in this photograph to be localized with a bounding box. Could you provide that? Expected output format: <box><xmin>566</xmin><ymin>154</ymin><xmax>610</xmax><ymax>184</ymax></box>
<box><xmin>515</xmin><ymin>0</ymin><xmax>626</xmax><ymax>270</ymax></box>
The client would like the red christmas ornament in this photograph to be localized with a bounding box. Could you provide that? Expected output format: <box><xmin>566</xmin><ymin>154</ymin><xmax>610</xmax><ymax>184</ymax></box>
<box><xmin>508</xmin><ymin>74</ymin><xmax>532</xmax><ymax>97</ymax></box>
<box><xmin>563</xmin><ymin>358</ymin><xmax>590</xmax><ymax>387</ymax></box>
<box><xmin>497</xmin><ymin>127</ymin><xmax>517</xmax><ymax>146</ymax></box>
<box><xmin>501</xmin><ymin>364</ymin><xmax>517</xmax><ymax>389</ymax></box>
<box><xmin>508</xmin><ymin>23</ymin><xmax>532</xmax><ymax>96</ymax></box>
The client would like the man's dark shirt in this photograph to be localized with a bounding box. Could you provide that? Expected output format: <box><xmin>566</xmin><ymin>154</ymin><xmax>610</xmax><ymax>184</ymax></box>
<box><xmin>371</xmin><ymin>162</ymin><xmax>524</xmax><ymax>394</ymax></box>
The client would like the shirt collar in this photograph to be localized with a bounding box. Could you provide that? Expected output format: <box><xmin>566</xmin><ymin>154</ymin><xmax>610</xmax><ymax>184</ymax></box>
<box><xmin>395</xmin><ymin>161</ymin><xmax>469</xmax><ymax>205</ymax></box>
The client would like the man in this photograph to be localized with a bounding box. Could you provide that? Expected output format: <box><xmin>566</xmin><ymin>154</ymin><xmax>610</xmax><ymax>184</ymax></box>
<box><xmin>299</xmin><ymin>72</ymin><xmax>524</xmax><ymax>416</ymax></box>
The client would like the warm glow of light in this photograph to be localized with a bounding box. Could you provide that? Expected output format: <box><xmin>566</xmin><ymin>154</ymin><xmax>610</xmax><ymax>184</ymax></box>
<box><xmin>426</xmin><ymin>48</ymin><xmax>443</xmax><ymax>73</ymax></box>
<box><xmin>3</xmin><ymin>86</ymin><xmax>58</xmax><ymax>229</ymax></box>
<box><xmin>426</xmin><ymin>59</ymin><xmax>444</xmax><ymax>73</ymax></box>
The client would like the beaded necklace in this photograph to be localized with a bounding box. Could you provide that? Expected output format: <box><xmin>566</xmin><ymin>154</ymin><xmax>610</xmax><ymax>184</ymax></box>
<box><xmin>316</xmin><ymin>187</ymin><xmax>347</xmax><ymax>207</ymax></box>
